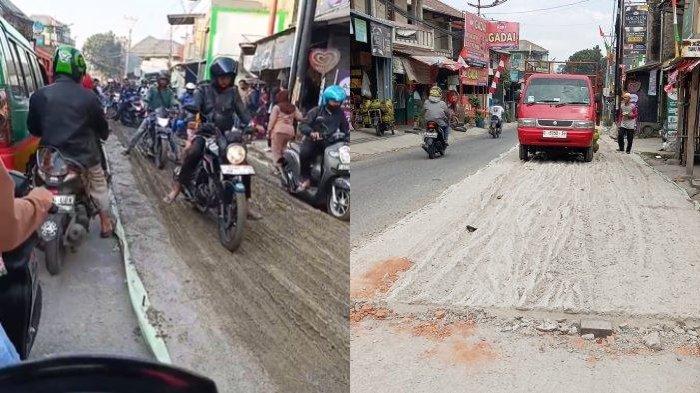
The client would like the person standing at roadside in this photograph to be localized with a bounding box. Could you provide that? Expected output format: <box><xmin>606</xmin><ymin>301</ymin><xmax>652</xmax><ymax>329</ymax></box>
<box><xmin>268</xmin><ymin>89</ymin><xmax>303</xmax><ymax>172</ymax></box>
<box><xmin>618</xmin><ymin>92</ymin><xmax>638</xmax><ymax>154</ymax></box>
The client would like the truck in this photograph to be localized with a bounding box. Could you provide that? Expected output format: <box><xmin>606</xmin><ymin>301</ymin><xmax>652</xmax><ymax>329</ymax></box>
<box><xmin>517</xmin><ymin>60</ymin><xmax>602</xmax><ymax>162</ymax></box>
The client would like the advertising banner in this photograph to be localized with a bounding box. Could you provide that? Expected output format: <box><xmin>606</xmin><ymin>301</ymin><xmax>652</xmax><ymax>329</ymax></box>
<box><xmin>370</xmin><ymin>21</ymin><xmax>392</xmax><ymax>58</ymax></box>
<box><xmin>623</xmin><ymin>4</ymin><xmax>648</xmax><ymax>67</ymax></box>
<box><xmin>462</xmin><ymin>12</ymin><xmax>488</xmax><ymax>67</ymax></box>
<box><xmin>486</xmin><ymin>21</ymin><xmax>519</xmax><ymax>50</ymax></box>
<box><xmin>460</xmin><ymin>66</ymin><xmax>488</xmax><ymax>86</ymax></box>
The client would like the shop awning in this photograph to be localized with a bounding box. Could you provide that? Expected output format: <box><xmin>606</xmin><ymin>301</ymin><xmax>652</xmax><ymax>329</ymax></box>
<box><xmin>663</xmin><ymin>58</ymin><xmax>700</xmax><ymax>73</ymax></box>
<box><xmin>626</xmin><ymin>61</ymin><xmax>661</xmax><ymax>74</ymax></box>
<box><xmin>410</xmin><ymin>56</ymin><xmax>464</xmax><ymax>71</ymax></box>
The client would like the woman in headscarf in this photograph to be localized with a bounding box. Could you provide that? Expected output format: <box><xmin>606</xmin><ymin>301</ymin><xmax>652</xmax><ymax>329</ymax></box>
<box><xmin>267</xmin><ymin>89</ymin><xmax>303</xmax><ymax>172</ymax></box>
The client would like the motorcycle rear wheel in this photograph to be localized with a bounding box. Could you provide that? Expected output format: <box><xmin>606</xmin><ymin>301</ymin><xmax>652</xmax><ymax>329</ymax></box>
<box><xmin>328</xmin><ymin>185</ymin><xmax>350</xmax><ymax>221</ymax></box>
<box><xmin>219</xmin><ymin>195</ymin><xmax>247</xmax><ymax>252</ymax></box>
<box><xmin>44</xmin><ymin>235</ymin><xmax>64</xmax><ymax>276</ymax></box>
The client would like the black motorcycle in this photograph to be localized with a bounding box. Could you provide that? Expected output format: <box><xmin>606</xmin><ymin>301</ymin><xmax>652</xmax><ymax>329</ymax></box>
<box><xmin>0</xmin><ymin>170</ymin><xmax>43</xmax><ymax>359</ymax></box>
<box><xmin>104</xmin><ymin>92</ymin><xmax>119</xmax><ymax>120</ymax></box>
<box><xmin>489</xmin><ymin>115</ymin><xmax>502</xmax><ymax>138</ymax></box>
<box><xmin>32</xmin><ymin>147</ymin><xmax>98</xmax><ymax>275</ymax></box>
<box><xmin>141</xmin><ymin>108</ymin><xmax>181</xmax><ymax>169</ymax></box>
<box><xmin>0</xmin><ymin>355</ymin><xmax>218</xmax><ymax>392</ymax></box>
<box><xmin>280</xmin><ymin>119</ymin><xmax>350</xmax><ymax>221</ymax></box>
<box><xmin>120</xmin><ymin>95</ymin><xmax>145</xmax><ymax>128</ymax></box>
<box><xmin>175</xmin><ymin>123</ymin><xmax>254</xmax><ymax>252</ymax></box>
<box><xmin>422</xmin><ymin>121</ymin><xmax>447</xmax><ymax>159</ymax></box>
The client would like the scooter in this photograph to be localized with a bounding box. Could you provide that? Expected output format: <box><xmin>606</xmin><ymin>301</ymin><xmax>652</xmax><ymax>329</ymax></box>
<box><xmin>280</xmin><ymin>119</ymin><xmax>350</xmax><ymax>221</ymax></box>
<box><xmin>422</xmin><ymin>121</ymin><xmax>447</xmax><ymax>159</ymax></box>
<box><xmin>0</xmin><ymin>170</ymin><xmax>43</xmax><ymax>359</ymax></box>
<box><xmin>0</xmin><ymin>355</ymin><xmax>218</xmax><ymax>392</ymax></box>
<box><xmin>489</xmin><ymin>115</ymin><xmax>502</xmax><ymax>138</ymax></box>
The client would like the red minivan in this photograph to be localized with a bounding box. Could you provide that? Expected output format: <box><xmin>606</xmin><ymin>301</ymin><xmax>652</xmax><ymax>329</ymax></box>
<box><xmin>517</xmin><ymin>73</ymin><xmax>597</xmax><ymax>162</ymax></box>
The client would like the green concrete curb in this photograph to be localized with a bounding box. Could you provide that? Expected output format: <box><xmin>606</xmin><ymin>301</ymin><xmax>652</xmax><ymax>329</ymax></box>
<box><xmin>110</xmin><ymin>192</ymin><xmax>172</xmax><ymax>363</ymax></box>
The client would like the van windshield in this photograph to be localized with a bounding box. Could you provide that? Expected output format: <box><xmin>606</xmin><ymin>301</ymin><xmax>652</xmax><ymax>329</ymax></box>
<box><xmin>524</xmin><ymin>78</ymin><xmax>590</xmax><ymax>105</ymax></box>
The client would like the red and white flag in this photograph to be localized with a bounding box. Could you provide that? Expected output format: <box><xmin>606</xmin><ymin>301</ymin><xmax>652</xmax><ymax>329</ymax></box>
<box><xmin>489</xmin><ymin>53</ymin><xmax>509</xmax><ymax>95</ymax></box>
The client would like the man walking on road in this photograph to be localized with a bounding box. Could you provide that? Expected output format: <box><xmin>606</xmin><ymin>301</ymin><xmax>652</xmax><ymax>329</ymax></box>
<box><xmin>618</xmin><ymin>92</ymin><xmax>638</xmax><ymax>154</ymax></box>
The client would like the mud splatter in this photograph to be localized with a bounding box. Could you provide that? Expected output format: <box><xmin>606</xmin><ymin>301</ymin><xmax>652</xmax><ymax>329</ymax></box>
<box><xmin>442</xmin><ymin>339</ymin><xmax>498</xmax><ymax>365</ymax></box>
<box><xmin>350</xmin><ymin>257</ymin><xmax>413</xmax><ymax>300</ymax></box>
<box><xmin>409</xmin><ymin>320</ymin><xmax>475</xmax><ymax>342</ymax></box>
<box><xmin>350</xmin><ymin>303</ymin><xmax>392</xmax><ymax>324</ymax></box>
<box><xmin>675</xmin><ymin>345</ymin><xmax>700</xmax><ymax>357</ymax></box>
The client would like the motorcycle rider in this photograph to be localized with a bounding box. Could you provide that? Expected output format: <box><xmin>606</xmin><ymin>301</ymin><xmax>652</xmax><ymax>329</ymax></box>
<box><xmin>423</xmin><ymin>85</ymin><xmax>452</xmax><ymax>146</ymax></box>
<box><xmin>179</xmin><ymin>82</ymin><xmax>196</xmax><ymax>107</ymax></box>
<box><xmin>162</xmin><ymin>57</ymin><xmax>263</xmax><ymax>220</ymax></box>
<box><xmin>489</xmin><ymin>100</ymin><xmax>504</xmax><ymax>131</ymax></box>
<box><xmin>27</xmin><ymin>45</ymin><xmax>113</xmax><ymax>237</ymax></box>
<box><xmin>297</xmin><ymin>85</ymin><xmax>349</xmax><ymax>191</ymax></box>
<box><xmin>123</xmin><ymin>70</ymin><xmax>175</xmax><ymax>155</ymax></box>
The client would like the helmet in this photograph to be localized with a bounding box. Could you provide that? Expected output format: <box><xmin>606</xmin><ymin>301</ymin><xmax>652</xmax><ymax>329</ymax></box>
<box><xmin>429</xmin><ymin>86</ymin><xmax>442</xmax><ymax>98</ymax></box>
<box><xmin>210</xmin><ymin>57</ymin><xmax>238</xmax><ymax>78</ymax></box>
<box><xmin>321</xmin><ymin>85</ymin><xmax>347</xmax><ymax>105</ymax></box>
<box><xmin>53</xmin><ymin>45</ymin><xmax>87</xmax><ymax>82</ymax></box>
<box><xmin>158</xmin><ymin>70</ymin><xmax>170</xmax><ymax>81</ymax></box>
<box><xmin>107</xmin><ymin>78</ymin><xmax>114</xmax><ymax>83</ymax></box>
<box><xmin>185</xmin><ymin>82</ymin><xmax>196</xmax><ymax>90</ymax></box>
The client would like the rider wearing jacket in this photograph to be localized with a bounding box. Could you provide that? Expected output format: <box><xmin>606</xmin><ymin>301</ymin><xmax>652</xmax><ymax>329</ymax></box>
<box><xmin>27</xmin><ymin>45</ymin><xmax>113</xmax><ymax>237</ymax></box>
<box><xmin>163</xmin><ymin>57</ymin><xmax>262</xmax><ymax>220</ymax></box>
<box><xmin>423</xmin><ymin>86</ymin><xmax>452</xmax><ymax>145</ymax></box>
<box><xmin>297</xmin><ymin>85</ymin><xmax>349</xmax><ymax>190</ymax></box>
<box><xmin>123</xmin><ymin>70</ymin><xmax>175</xmax><ymax>155</ymax></box>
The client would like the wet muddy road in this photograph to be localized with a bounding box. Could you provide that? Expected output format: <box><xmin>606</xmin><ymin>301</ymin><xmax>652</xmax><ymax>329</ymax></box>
<box><xmin>112</xmin><ymin>124</ymin><xmax>349</xmax><ymax>392</ymax></box>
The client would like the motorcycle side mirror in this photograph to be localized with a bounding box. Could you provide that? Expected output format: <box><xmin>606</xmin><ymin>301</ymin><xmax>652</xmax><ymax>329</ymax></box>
<box><xmin>0</xmin><ymin>355</ymin><xmax>218</xmax><ymax>393</ymax></box>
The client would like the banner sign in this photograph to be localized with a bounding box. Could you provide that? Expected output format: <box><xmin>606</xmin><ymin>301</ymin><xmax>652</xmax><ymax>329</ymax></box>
<box><xmin>486</xmin><ymin>21</ymin><xmax>519</xmax><ymax>50</ymax></box>
<box><xmin>354</xmin><ymin>18</ymin><xmax>367</xmax><ymax>43</ymax></box>
<box><xmin>623</xmin><ymin>4</ymin><xmax>648</xmax><ymax>67</ymax></box>
<box><xmin>462</xmin><ymin>12</ymin><xmax>488</xmax><ymax>67</ymax></box>
<box><xmin>370</xmin><ymin>21</ymin><xmax>392</xmax><ymax>58</ymax></box>
<box><xmin>460</xmin><ymin>66</ymin><xmax>488</xmax><ymax>86</ymax></box>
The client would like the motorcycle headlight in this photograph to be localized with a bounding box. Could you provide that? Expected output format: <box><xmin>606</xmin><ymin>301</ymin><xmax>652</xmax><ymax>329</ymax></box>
<box><xmin>157</xmin><ymin>117</ymin><xmax>169</xmax><ymax>127</ymax></box>
<box><xmin>226</xmin><ymin>144</ymin><xmax>246</xmax><ymax>165</ymax></box>
<box><xmin>517</xmin><ymin>118</ymin><xmax>537</xmax><ymax>127</ymax></box>
<box><xmin>572</xmin><ymin>120</ymin><xmax>594</xmax><ymax>129</ymax></box>
<box><xmin>338</xmin><ymin>146</ymin><xmax>351</xmax><ymax>164</ymax></box>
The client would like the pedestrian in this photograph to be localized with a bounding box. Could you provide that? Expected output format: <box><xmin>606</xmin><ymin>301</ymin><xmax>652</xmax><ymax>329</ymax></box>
<box><xmin>238</xmin><ymin>80</ymin><xmax>251</xmax><ymax>108</ymax></box>
<box><xmin>618</xmin><ymin>92</ymin><xmax>638</xmax><ymax>154</ymax></box>
<box><xmin>268</xmin><ymin>89</ymin><xmax>303</xmax><ymax>172</ymax></box>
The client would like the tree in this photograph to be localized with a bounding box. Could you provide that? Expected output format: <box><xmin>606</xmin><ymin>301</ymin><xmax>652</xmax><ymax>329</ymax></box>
<box><xmin>82</xmin><ymin>32</ymin><xmax>124</xmax><ymax>77</ymax></box>
<box><xmin>564</xmin><ymin>45</ymin><xmax>605</xmax><ymax>76</ymax></box>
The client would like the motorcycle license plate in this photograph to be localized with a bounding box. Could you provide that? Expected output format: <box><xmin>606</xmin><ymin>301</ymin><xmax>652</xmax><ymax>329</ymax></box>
<box><xmin>53</xmin><ymin>195</ymin><xmax>74</xmax><ymax>211</ymax></box>
<box><xmin>543</xmin><ymin>130</ymin><xmax>567</xmax><ymax>138</ymax></box>
<box><xmin>424</xmin><ymin>132</ymin><xmax>438</xmax><ymax>138</ymax></box>
<box><xmin>220</xmin><ymin>165</ymin><xmax>255</xmax><ymax>175</ymax></box>
<box><xmin>338</xmin><ymin>164</ymin><xmax>350</xmax><ymax>171</ymax></box>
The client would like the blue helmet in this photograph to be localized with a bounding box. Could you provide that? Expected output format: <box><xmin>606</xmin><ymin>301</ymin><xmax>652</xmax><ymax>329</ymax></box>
<box><xmin>322</xmin><ymin>85</ymin><xmax>347</xmax><ymax>105</ymax></box>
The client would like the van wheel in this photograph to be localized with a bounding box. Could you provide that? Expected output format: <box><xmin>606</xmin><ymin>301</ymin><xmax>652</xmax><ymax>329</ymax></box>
<box><xmin>584</xmin><ymin>146</ymin><xmax>594</xmax><ymax>162</ymax></box>
<box><xmin>519</xmin><ymin>145</ymin><xmax>529</xmax><ymax>161</ymax></box>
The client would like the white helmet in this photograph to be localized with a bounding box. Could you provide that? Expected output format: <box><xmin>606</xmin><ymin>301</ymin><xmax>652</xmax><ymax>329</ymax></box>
<box><xmin>185</xmin><ymin>82</ymin><xmax>196</xmax><ymax>90</ymax></box>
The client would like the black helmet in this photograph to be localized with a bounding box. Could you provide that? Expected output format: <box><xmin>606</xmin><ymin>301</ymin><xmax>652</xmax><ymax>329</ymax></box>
<box><xmin>157</xmin><ymin>70</ymin><xmax>170</xmax><ymax>81</ymax></box>
<box><xmin>210</xmin><ymin>57</ymin><xmax>238</xmax><ymax>78</ymax></box>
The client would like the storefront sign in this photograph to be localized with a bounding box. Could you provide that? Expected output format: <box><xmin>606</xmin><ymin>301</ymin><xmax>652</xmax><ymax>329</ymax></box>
<box><xmin>272</xmin><ymin>34</ymin><xmax>294</xmax><ymax>69</ymax></box>
<box><xmin>486</xmin><ymin>21</ymin><xmax>519</xmax><ymax>50</ymax></box>
<box><xmin>623</xmin><ymin>5</ymin><xmax>648</xmax><ymax>66</ymax></box>
<box><xmin>682</xmin><ymin>39</ymin><xmax>700</xmax><ymax>57</ymax></box>
<box><xmin>354</xmin><ymin>18</ymin><xmax>367</xmax><ymax>43</ymax></box>
<box><xmin>370</xmin><ymin>21</ymin><xmax>392</xmax><ymax>58</ymax></box>
<box><xmin>460</xmin><ymin>66</ymin><xmax>488</xmax><ymax>86</ymax></box>
<box><xmin>309</xmin><ymin>48</ymin><xmax>341</xmax><ymax>74</ymax></box>
<box><xmin>462</xmin><ymin>12</ymin><xmax>488</xmax><ymax>67</ymax></box>
<box><xmin>667</xmin><ymin>95</ymin><xmax>678</xmax><ymax>132</ymax></box>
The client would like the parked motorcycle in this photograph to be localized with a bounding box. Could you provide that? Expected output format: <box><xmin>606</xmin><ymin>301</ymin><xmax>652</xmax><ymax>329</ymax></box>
<box><xmin>280</xmin><ymin>119</ymin><xmax>350</xmax><ymax>221</ymax></box>
<box><xmin>489</xmin><ymin>115</ymin><xmax>502</xmax><ymax>138</ymax></box>
<box><xmin>0</xmin><ymin>170</ymin><xmax>43</xmax><ymax>359</ymax></box>
<box><xmin>0</xmin><ymin>355</ymin><xmax>218</xmax><ymax>392</ymax></box>
<box><xmin>120</xmin><ymin>95</ymin><xmax>146</xmax><ymax>128</ymax></box>
<box><xmin>32</xmin><ymin>147</ymin><xmax>98</xmax><ymax>275</ymax></box>
<box><xmin>422</xmin><ymin>121</ymin><xmax>447</xmax><ymax>159</ymax></box>
<box><xmin>175</xmin><ymin>122</ymin><xmax>254</xmax><ymax>252</ymax></box>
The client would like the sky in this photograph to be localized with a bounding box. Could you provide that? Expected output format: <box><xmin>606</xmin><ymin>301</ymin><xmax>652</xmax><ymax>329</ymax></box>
<box><xmin>444</xmin><ymin>0</ymin><xmax>616</xmax><ymax>60</ymax></box>
<box><xmin>12</xmin><ymin>0</ymin><xmax>207</xmax><ymax>48</ymax></box>
<box><xmin>12</xmin><ymin>0</ymin><xmax>614</xmax><ymax>60</ymax></box>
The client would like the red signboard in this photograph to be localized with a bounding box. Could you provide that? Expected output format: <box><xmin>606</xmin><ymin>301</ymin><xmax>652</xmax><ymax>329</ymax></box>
<box><xmin>462</xmin><ymin>12</ymin><xmax>488</xmax><ymax>67</ymax></box>
<box><xmin>487</xmin><ymin>21</ymin><xmax>519</xmax><ymax>50</ymax></box>
<box><xmin>460</xmin><ymin>66</ymin><xmax>489</xmax><ymax>86</ymax></box>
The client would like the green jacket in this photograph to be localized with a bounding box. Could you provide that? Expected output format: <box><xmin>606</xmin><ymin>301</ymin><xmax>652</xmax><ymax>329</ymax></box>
<box><xmin>145</xmin><ymin>86</ymin><xmax>175</xmax><ymax>110</ymax></box>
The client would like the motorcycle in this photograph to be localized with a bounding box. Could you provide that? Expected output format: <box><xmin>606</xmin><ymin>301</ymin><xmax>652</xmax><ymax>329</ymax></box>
<box><xmin>141</xmin><ymin>107</ymin><xmax>181</xmax><ymax>169</ymax></box>
<box><xmin>32</xmin><ymin>147</ymin><xmax>98</xmax><ymax>275</ymax></box>
<box><xmin>280</xmin><ymin>119</ymin><xmax>350</xmax><ymax>221</ymax></box>
<box><xmin>0</xmin><ymin>170</ymin><xmax>43</xmax><ymax>359</ymax></box>
<box><xmin>422</xmin><ymin>121</ymin><xmax>447</xmax><ymax>159</ymax></box>
<box><xmin>489</xmin><ymin>115</ymin><xmax>502</xmax><ymax>138</ymax></box>
<box><xmin>120</xmin><ymin>95</ymin><xmax>146</xmax><ymax>128</ymax></box>
<box><xmin>0</xmin><ymin>355</ymin><xmax>218</xmax><ymax>392</ymax></box>
<box><xmin>175</xmin><ymin>122</ymin><xmax>254</xmax><ymax>252</ymax></box>
<box><xmin>104</xmin><ymin>92</ymin><xmax>120</xmax><ymax>120</ymax></box>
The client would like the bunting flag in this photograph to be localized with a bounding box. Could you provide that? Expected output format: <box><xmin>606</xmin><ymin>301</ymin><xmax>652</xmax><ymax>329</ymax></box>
<box><xmin>489</xmin><ymin>53</ymin><xmax>509</xmax><ymax>95</ymax></box>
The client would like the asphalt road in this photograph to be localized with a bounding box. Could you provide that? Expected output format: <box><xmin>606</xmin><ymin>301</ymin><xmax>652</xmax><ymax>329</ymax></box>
<box><xmin>31</xmin><ymin>221</ymin><xmax>152</xmax><ymax>360</ymax></box>
<box><xmin>352</xmin><ymin>125</ymin><xmax>518</xmax><ymax>244</ymax></box>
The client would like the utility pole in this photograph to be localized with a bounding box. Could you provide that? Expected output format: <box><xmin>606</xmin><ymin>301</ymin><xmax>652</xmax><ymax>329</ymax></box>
<box><xmin>287</xmin><ymin>0</ymin><xmax>307</xmax><ymax>94</ymax></box>
<box><xmin>268</xmin><ymin>0</ymin><xmax>279</xmax><ymax>36</ymax></box>
<box><xmin>467</xmin><ymin>0</ymin><xmax>509</xmax><ymax>16</ymax></box>
<box><xmin>613</xmin><ymin>0</ymin><xmax>624</xmax><ymax>122</ymax></box>
<box><xmin>124</xmin><ymin>16</ymin><xmax>138</xmax><ymax>79</ymax></box>
<box><xmin>289</xmin><ymin>0</ymin><xmax>317</xmax><ymax>107</ymax></box>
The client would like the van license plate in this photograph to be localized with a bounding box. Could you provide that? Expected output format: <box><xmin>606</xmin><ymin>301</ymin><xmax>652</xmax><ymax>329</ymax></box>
<box><xmin>543</xmin><ymin>130</ymin><xmax>567</xmax><ymax>138</ymax></box>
